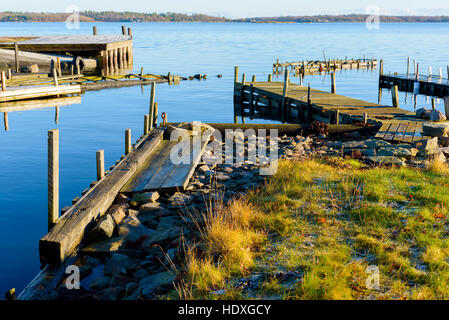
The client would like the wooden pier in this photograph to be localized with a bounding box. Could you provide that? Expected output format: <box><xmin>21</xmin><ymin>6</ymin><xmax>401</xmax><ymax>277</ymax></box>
<box><xmin>234</xmin><ymin>67</ymin><xmax>436</xmax><ymax>143</ymax></box>
<box><xmin>380</xmin><ymin>74</ymin><xmax>449</xmax><ymax>98</ymax></box>
<box><xmin>0</xmin><ymin>31</ymin><xmax>133</xmax><ymax>76</ymax></box>
<box><xmin>273</xmin><ymin>58</ymin><xmax>377</xmax><ymax>75</ymax></box>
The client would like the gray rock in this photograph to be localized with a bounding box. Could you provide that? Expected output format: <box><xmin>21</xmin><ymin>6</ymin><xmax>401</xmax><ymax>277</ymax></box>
<box><xmin>117</xmin><ymin>215</ymin><xmax>154</xmax><ymax>243</ymax></box>
<box><xmin>429</xmin><ymin>110</ymin><xmax>447</xmax><ymax>121</ymax></box>
<box><xmin>81</xmin><ymin>237</ymin><xmax>125</xmax><ymax>258</ymax></box>
<box><xmin>89</xmin><ymin>276</ymin><xmax>111</xmax><ymax>291</ymax></box>
<box><xmin>168</xmin><ymin>193</ymin><xmax>191</xmax><ymax>207</ymax></box>
<box><xmin>415</xmin><ymin>137</ymin><xmax>439</xmax><ymax>155</ymax></box>
<box><xmin>85</xmin><ymin>214</ymin><xmax>115</xmax><ymax>243</ymax></box>
<box><xmin>110</xmin><ymin>274</ymin><xmax>135</xmax><ymax>288</ymax></box>
<box><xmin>377</xmin><ymin>146</ymin><xmax>418</xmax><ymax>159</ymax></box>
<box><xmin>366</xmin><ymin>156</ymin><xmax>405</xmax><ymax>166</ymax></box>
<box><xmin>108</xmin><ymin>204</ymin><xmax>128</xmax><ymax>225</ymax></box>
<box><xmin>131</xmin><ymin>192</ymin><xmax>160</xmax><ymax>204</ymax></box>
<box><xmin>104</xmin><ymin>253</ymin><xmax>138</xmax><ymax>276</ymax></box>
<box><xmin>133</xmin><ymin>268</ymin><xmax>150</xmax><ymax>280</ymax></box>
<box><xmin>83</xmin><ymin>256</ymin><xmax>103</xmax><ymax>267</ymax></box>
<box><xmin>198</xmin><ymin>164</ymin><xmax>212</xmax><ymax>174</ymax></box>
<box><xmin>423</xmin><ymin>122</ymin><xmax>449</xmax><ymax>137</ymax></box>
<box><xmin>416</xmin><ymin>107</ymin><xmax>429</xmax><ymax>118</ymax></box>
<box><xmin>142</xmin><ymin>227</ymin><xmax>181</xmax><ymax>248</ymax></box>
<box><xmin>125</xmin><ymin>282</ymin><xmax>139</xmax><ymax>297</ymax></box>
<box><xmin>139</xmin><ymin>271</ymin><xmax>176</xmax><ymax>298</ymax></box>
<box><xmin>216</xmin><ymin>174</ymin><xmax>231</xmax><ymax>182</ymax></box>
<box><xmin>139</xmin><ymin>203</ymin><xmax>173</xmax><ymax>217</ymax></box>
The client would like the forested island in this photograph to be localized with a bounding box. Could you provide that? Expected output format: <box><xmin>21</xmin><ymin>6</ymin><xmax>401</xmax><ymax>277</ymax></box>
<box><xmin>1</xmin><ymin>11</ymin><xmax>449</xmax><ymax>23</ymax></box>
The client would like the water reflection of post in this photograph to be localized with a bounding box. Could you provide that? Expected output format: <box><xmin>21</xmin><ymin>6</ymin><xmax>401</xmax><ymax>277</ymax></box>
<box><xmin>55</xmin><ymin>106</ymin><xmax>60</xmax><ymax>124</ymax></box>
<box><xmin>3</xmin><ymin>112</ymin><xmax>8</xmax><ymax>131</ymax></box>
<box><xmin>378</xmin><ymin>87</ymin><xmax>382</xmax><ymax>105</ymax></box>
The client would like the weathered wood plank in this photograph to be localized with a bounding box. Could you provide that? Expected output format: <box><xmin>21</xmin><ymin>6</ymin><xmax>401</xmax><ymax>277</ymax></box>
<box><xmin>39</xmin><ymin>129</ymin><xmax>164</xmax><ymax>265</ymax></box>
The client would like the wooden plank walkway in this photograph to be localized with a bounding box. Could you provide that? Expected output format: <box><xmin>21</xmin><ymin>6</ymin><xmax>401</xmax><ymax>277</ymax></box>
<box><xmin>121</xmin><ymin>129</ymin><xmax>212</xmax><ymax>194</ymax></box>
<box><xmin>234</xmin><ymin>76</ymin><xmax>436</xmax><ymax>143</ymax></box>
<box><xmin>273</xmin><ymin>58</ymin><xmax>377</xmax><ymax>75</ymax></box>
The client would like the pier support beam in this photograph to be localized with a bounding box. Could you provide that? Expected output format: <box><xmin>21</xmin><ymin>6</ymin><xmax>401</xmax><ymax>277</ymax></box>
<box><xmin>48</xmin><ymin>129</ymin><xmax>59</xmax><ymax>231</ymax></box>
<box><xmin>281</xmin><ymin>70</ymin><xmax>289</xmax><ymax>122</ymax></box>
<box><xmin>1</xmin><ymin>71</ymin><xmax>6</xmax><ymax>91</ymax></box>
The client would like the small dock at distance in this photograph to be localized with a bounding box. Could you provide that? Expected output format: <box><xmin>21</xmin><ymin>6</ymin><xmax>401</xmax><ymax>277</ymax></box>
<box><xmin>273</xmin><ymin>57</ymin><xmax>377</xmax><ymax>75</ymax></box>
<box><xmin>234</xmin><ymin>67</ymin><xmax>435</xmax><ymax>143</ymax></box>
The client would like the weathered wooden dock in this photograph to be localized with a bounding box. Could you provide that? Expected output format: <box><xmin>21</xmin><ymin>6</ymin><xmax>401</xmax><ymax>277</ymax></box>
<box><xmin>380</xmin><ymin>74</ymin><xmax>449</xmax><ymax>98</ymax></box>
<box><xmin>234</xmin><ymin>67</ymin><xmax>436</xmax><ymax>143</ymax></box>
<box><xmin>273</xmin><ymin>58</ymin><xmax>377</xmax><ymax>75</ymax></box>
<box><xmin>0</xmin><ymin>28</ymin><xmax>133</xmax><ymax>76</ymax></box>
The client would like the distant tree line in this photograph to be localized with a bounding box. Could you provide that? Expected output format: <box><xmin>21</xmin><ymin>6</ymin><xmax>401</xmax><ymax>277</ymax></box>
<box><xmin>0</xmin><ymin>11</ymin><xmax>228</xmax><ymax>22</ymax></box>
<box><xmin>1</xmin><ymin>12</ymin><xmax>449</xmax><ymax>23</ymax></box>
<box><xmin>235</xmin><ymin>14</ymin><xmax>449</xmax><ymax>23</ymax></box>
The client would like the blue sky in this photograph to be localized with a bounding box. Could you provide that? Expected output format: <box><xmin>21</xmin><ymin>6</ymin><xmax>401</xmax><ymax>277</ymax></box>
<box><xmin>3</xmin><ymin>0</ymin><xmax>449</xmax><ymax>18</ymax></box>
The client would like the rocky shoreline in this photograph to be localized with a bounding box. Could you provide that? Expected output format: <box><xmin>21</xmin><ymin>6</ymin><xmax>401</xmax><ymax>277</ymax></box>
<box><xmin>33</xmin><ymin>128</ymin><xmax>448</xmax><ymax>300</ymax></box>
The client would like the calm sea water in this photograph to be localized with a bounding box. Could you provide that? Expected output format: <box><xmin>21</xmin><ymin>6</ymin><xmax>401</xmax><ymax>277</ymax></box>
<box><xmin>0</xmin><ymin>22</ymin><xmax>448</xmax><ymax>295</ymax></box>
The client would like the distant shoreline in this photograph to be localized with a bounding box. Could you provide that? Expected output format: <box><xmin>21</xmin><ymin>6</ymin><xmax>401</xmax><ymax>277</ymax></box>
<box><xmin>1</xmin><ymin>11</ymin><xmax>449</xmax><ymax>23</ymax></box>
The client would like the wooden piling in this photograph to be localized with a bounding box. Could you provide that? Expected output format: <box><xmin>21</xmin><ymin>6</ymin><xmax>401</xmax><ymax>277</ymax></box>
<box><xmin>93</xmin><ymin>26</ymin><xmax>97</xmax><ymax>35</ymax></box>
<box><xmin>306</xmin><ymin>82</ymin><xmax>311</xmax><ymax>124</ymax></box>
<box><xmin>153</xmin><ymin>102</ymin><xmax>158</xmax><ymax>128</ymax></box>
<box><xmin>125</xmin><ymin>129</ymin><xmax>131</xmax><ymax>154</ymax></box>
<box><xmin>7</xmin><ymin>69</ymin><xmax>11</xmax><ymax>80</ymax></box>
<box><xmin>234</xmin><ymin>66</ymin><xmax>239</xmax><ymax>83</ymax></box>
<box><xmin>416</xmin><ymin>63</ymin><xmax>420</xmax><ymax>80</ymax></box>
<box><xmin>242</xmin><ymin>73</ymin><xmax>246</xmax><ymax>85</ymax></box>
<box><xmin>439</xmin><ymin>67</ymin><xmax>443</xmax><ymax>78</ymax></box>
<box><xmin>281</xmin><ymin>70</ymin><xmax>290</xmax><ymax>122</ymax></box>
<box><xmin>14</xmin><ymin>42</ymin><xmax>19</xmax><ymax>73</ymax></box>
<box><xmin>406</xmin><ymin>57</ymin><xmax>410</xmax><ymax>77</ymax></box>
<box><xmin>268</xmin><ymin>74</ymin><xmax>272</xmax><ymax>82</ymax></box>
<box><xmin>144</xmin><ymin>114</ymin><xmax>149</xmax><ymax>134</ymax></box>
<box><xmin>335</xmin><ymin>109</ymin><xmax>340</xmax><ymax>125</ymax></box>
<box><xmin>149</xmin><ymin>82</ymin><xmax>156</xmax><ymax>131</ymax></box>
<box><xmin>128</xmin><ymin>28</ymin><xmax>132</xmax><ymax>37</ymax></box>
<box><xmin>363</xmin><ymin>112</ymin><xmax>368</xmax><ymax>124</ymax></box>
<box><xmin>391</xmin><ymin>85</ymin><xmax>399</xmax><ymax>108</ymax></box>
<box><xmin>252</xmin><ymin>75</ymin><xmax>256</xmax><ymax>82</ymax></box>
<box><xmin>96</xmin><ymin>150</ymin><xmax>105</xmax><ymax>181</ymax></box>
<box><xmin>379</xmin><ymin>59</ymin><xmax>383</xmax><ymax>76</ymax></box>
<box><xmin>249</xmin><ymin>84</ymin><xmax>255</xmax><ymax>119</ymax></box>
<box><xmin>1</xmin><ymin>71</ymin><xmax>6</xmax><ymax>91</ymax></box>
<box><xmin>121</xmin><ymin>25</ymin><xmax>126</xmax><ymax>35</ymax></box>
<box><xmin>48</xmin><ymin>129</ymin><xmax>59</xmax><ymax>231</ymax></box>
<box><xmin>52</xmin><ymin>68</ymin><xmax>58</xmax><ymax>86</ymax></box>
<box><xmin>429</xmin><ymin>66</ymin><xmax>432</xmax><ymax>77</ymax></box>
<box><xmin>331</xmin><ymin>72</ymin><xmax>336</xmax><ymax>94</ymax></box>
<box><xmin>432</xmin><ymin>98</ymin><xmax>436</xmax><ymax>110</ymax></box>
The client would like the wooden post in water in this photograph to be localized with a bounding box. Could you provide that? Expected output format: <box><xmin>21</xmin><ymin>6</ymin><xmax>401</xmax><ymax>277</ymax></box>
<box><xmin>406</xmin><ymin>57</ymin><xmax>410</xmax><ymax>78</ymax></box>
<box><xmin>125</xmin><ymin>129</ymin><xmax>131</xmax><ymax>155</ymax></box>
<box><xmin>234</xmin><ymin>66</ymin><xmax>239</xmax><ymax>83</ymax></box>
<box><xmin>1</xmin><ymin>71</ymin><xmax>6</xmax><ymax>91</ymax></box>
<box><xmin>268</xmin><ymin>74</ymin><xmax>272</xmax><ymax>82</ymax></box>
<box><xmin>242</xmin><ymin>73</ymin><xmax>246</xmax><ymax>85</ymax></box>
<box><xmin>432</xmin><ymin>98</ymin><xmax>436</xmax><ymax>110</ymax></box>
<box><xmin>48</xmin><ymin>129</ymin><xmax>59</xmax><ymax>231</ymax></box>
<box><xmin>363</xmin><ymin>112</ymin><xmax>368</xmax><ymax>124</ymax></box>
<box><xmin>429</xmin><ymin>66</ymin><xmax>432</xmax><ymax>77</ymax></box>
<box><xmin>281</xmin><ymin>70</ymin><xmax>289</xmax><ymax>122</ymax></box>
<box><xmin>415</xmin><ymin>63</ymin><xmax>420</xmax><ymax>80</ymax></box>
<box><xmin>439</xmin><ymin>67</ymin><xmax>443</xmax><ymax>79</ymax></box>
<box><xmin>391</xmin><ymin>85</ymin><xmax>399</xmax><ymax>108</ymax></box>
<box><xmin>128</xmin><ymin>28</ymin><xmax>132</xmax><ymax>37</ymax></box>
<box><xmin>144</xmin><ymin>114</ymin><xmax>149</xmax><ymax>134</ymax></box>
<box><xmin>379</xmin><ymin>59</ymin><xmax>383</xmax><ymax>76</ymax></box>
<box><xmin>299</xmin><ymin>74</ymin><xmax>303</xmax><ymax>86</ymax></box>
<box><xmin>249</xmin><ymin>84</ymin><xmax>255</xmax><ymax>119</ymax></box>
<box><xmin>335</xmin><ymin>109</ymin><xmax>340</xmax><ymax>125</ymax></box>
<box><xmin>3</xmin><ymin>112</ymin><xmax>8</xmax><ymax>131</ymax></box>
<box><xmin>331</xmin><ymin>72</ymin><xmax>336</xmax><ymax>94</ymax></box>
<box><xmin>149</xmin><ymin>82</ymin><xmax>156</xmax><ymax>131</ymax></box>
<box><xmin>252</xmin><ymin>75</ymin><xmax>256</xmax><ymax>82</ymax></box>
<box><xmin>122</xmin><ymin>25</ymin><xmax>126</xmax><ymax>35</ymax></box>
<box><xmin>93</xmin><ymin>26</ymin><xmax>97</xmax><ymax>35</ymax></box>
<box><xmin>306</xmin><ymin>82</ymin><xmax>312</xmax><ymax>124</ymax></box>
<box><xmin>96</xmin><ymin>150</ymin><xmax>105</xmax><ymax>180</ymax></box>
<box><xmin>52</xmin><ymin>68</ymin><xmax>58</xmax><ymax>86</ymax></box>
<box><xmin>14</xmin><ymin>42</ymin><xmax>19</xmax><ymax>73</ymax></box>
<box><xmin>153</xmin><ymin>102</ymin><xmax>158</xmax><ymax>128</ymax></box>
